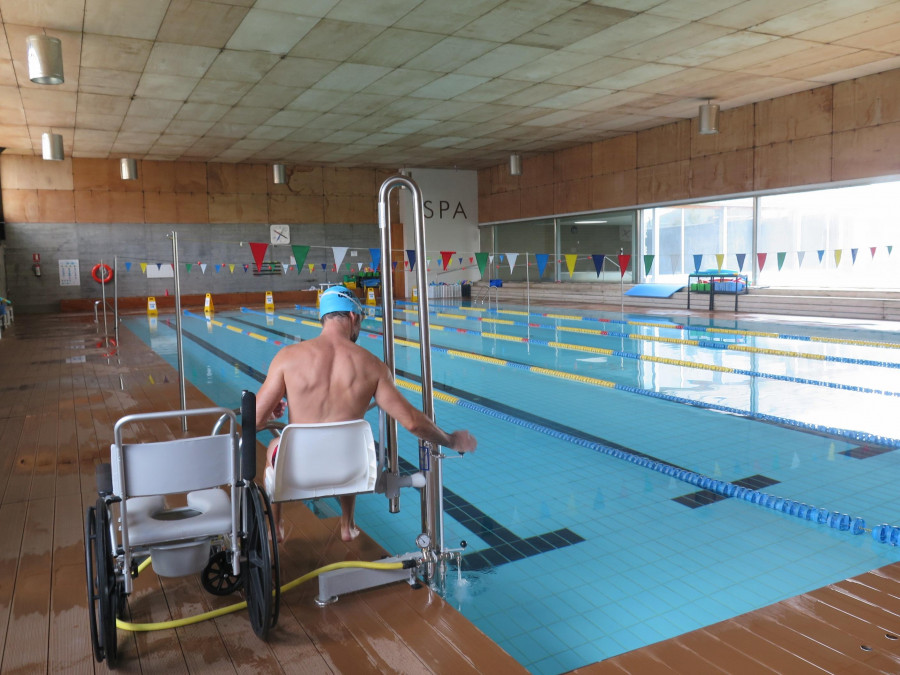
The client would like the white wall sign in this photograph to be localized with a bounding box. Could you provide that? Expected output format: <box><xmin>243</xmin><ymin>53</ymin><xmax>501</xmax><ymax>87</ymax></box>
<box><xmin>58</xmin><ymin>259</ymin><xmax>80</xmax><ymax>286</ymax></box>
<box><xmin>147</xmin><ymin>263</ymin><xmax>175</xmax><ymax>278</ymax></box>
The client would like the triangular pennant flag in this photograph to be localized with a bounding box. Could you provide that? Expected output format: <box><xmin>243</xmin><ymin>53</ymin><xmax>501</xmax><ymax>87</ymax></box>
<box><xmin>564</xmin><ymin>254</ymin><xmax>577</xmax><ymax>277</ymax></box>
<box><xmin>332</xmin><ymin>246</ymin><xmax>348</xmax><ymax>269</ymax></box>
<box><xmin>757</xmin><ymin>252</ymin><xmax>767</xmax><ymax>271</ymax></box>
<box><xmin>834</xmin><ymin>249</ymin><xmax>842</xmax><ymax>267</ymax></box>
<box><xmin>458</xmin><ymin>257</ymin><xmax>462</xmax><ymax>266</ymax></box>
<box><xmin>156</xmin><ymin>263</ymin><xmax>163</xmax><ymax>270</ymax></box>
<box><xmin>536</xmin><ymin>253</ymin><xmax>549</xmax><ymax>277</ymax></box>
<box><xmin>715</xmin><ymin>253</ymin><xmax>724</xmax><ymax>271</ymax></box>
<box><xmin>506</xmin><ymin>252</ymin><xmax>518</xmax><ymax>273</ymax></box>
<box><xmin>469</xmin><ymin>257</ymin><xmax>473</xmax><ymax>264</ymax></box>
<box><xmin>889</xmin><ymin>246</ymin><xmax>893</xmax><ymax>255</ymax></box>
<box><xmin>499</xmin><ymin>254</ymin><xmax>505</xmax><ymax>263</ymax></box>
<box><xmin>321</xmin><ymin>263</ymin><xmax>327</xmax><ymax>270</ymax></box>
<box><xmin>591</xmin><ymin>254</ymin><xmax>605</xmax><ymax>277</ymax></box>
<box><xmin>229</xmin><ymin>264</ymin><xmax>235</xmax><ymax>274</ymax></box>
<box><xmin>850</xmin><ymin>248</ymin><xmax>858</xmax><ymax>264</ymax></box>
<box><xmin>643</xmin><ymin>254</ymin><xmax>654</xmax><ymax>276</ymax></box>
<box><xmin>796</xmin><ymin>251</ymin><xmax>805</xmax><ymax>268</ymax></box>
<box><xmin>489</xmin><ymin>254</ymin><xmax>494</xmax><ymax>265</ymax></box>
<box><xmin>777</xmin><ymin>252</ymin><xmax>786</xmax><ymax>270</ymax></box>
<box><xmin>692</xmin><ymin>254</ymin><xmax>703</xmax><ymax>272</ymax></box>
<box><xmin>243</xmin><ymin>264</ymin><xmax>250</xmax><ymax>272</ymax></box>
<box><xmin>201</xmin><ymin>263</ymin><xmax>207</xmax><ymax>274</ymax></box>
<box><xmin>441</xmin><ymin>251</ymin><xmax>454</xmax><ymax>271</ymax></box>
<box><xmin>475</xmin><ymin>252</ymin><xmax>489</xmax><ymax>277</ymax></box>
<box><xmin>406</xmin><ymin>250</ymin><xmax>416</xmax><ymax>271</ymax></box>
<box><xmin>215</xmin><ymin>264</ymin><xmax>221</xmax><ymax>273</ymax></box>
<box><xmin>332</xmin><ymin>264</ymin><xmax>337</xmax><ymax>272</ymax></box>
<box><xmin>308</xmin><ymin>263</ymin><xmax>314</xmax><ymax>273</ymax></box>
<box><xmin>140</xmin><ymin>262</ymin><xmax>147</xmax><ymax>274</ymax></box>
<box><xmin>186</xmin><ymin>263</ymin><xmax>193</xmax><ymax>272</ymax></box>
<box><xmin>282</xmin><ymin>263</ymin><xmax>289</xmax><ymax>274</ymax></box>
<box><xmin>125</xmin><ymin>261</ymin><xmax>132</xmax><ymax>272</ymax></box>
<box><xmin>817</xmin><ymin>249</ymin><xmax>825</xmax><ymax>263</ymax></box>
<box><xmin>668</xmin><ymin>254</ymin><xmax>679</xmax><ymax>274</ymax></box>
<box><xmin>735</xmin><ymin>253</ymin><xmax>746</xmax><ymax>272</ymax></box>
<box><xmin>369</xmin><ymin>248</ymin><xmax>382</xmax><ymax>271</ymax></box>
<box><xmin>871</xmin><ymin>246</ymin><xmax>877</xmax><ymax>259</ymax></box>
<box><xmin>291</xmin><ymin>245</ymin><xmax>310</xmax><ymax>272</ymax></box>
<box><xmin>357</xmin><ymin>262</ymin><xmax>363</xmax><ymax>271</ymax></box>
<box><xmin>392</xmin><ymin>261</ymin><xmax>397</xmax><ymax>270</ymax></box>
<box><xmin>617</xmin><ymin>254</ymin><xmax>631</xmax><ymax>277</ymax></box>
<box><xmin>249</xmin><ymin>242</ymin><xmax>268</xmax><ymax>272</ymax></box>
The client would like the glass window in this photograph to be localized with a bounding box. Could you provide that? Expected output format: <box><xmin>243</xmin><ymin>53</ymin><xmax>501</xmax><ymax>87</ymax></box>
<box><xmin>558</xmin><ymin>212</ymin><xmax>635</xmax><ymax>282</ymax></box>
<box><xmin>491</xmin><ymin>219</ymin><xmax>555</xmax><ymax>281</ymax></box>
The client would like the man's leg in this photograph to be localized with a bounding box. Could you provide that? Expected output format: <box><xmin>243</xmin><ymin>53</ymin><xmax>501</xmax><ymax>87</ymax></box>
<box><xmin>265</xmin><ymin>437</ymin><xmax>285</xmax><ymax>543</ymax></box>
<box><xmin>338</xmin><ymin>494</ymin><xmax>359</xmax><ymax>541</ymax></box>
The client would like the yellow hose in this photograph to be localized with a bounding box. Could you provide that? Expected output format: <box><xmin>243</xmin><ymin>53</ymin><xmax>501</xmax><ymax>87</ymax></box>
<box><xmin>116</xmin><ymin>560</ymin><xmax>404</xmax><ymax>632</ymax></box>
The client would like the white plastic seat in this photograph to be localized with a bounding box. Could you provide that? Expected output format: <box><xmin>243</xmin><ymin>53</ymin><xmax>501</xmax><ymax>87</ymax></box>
<box><xmin>264</xmin><ymin>420</ymin><xmax>377</xmax><ymax>503</ymax></box>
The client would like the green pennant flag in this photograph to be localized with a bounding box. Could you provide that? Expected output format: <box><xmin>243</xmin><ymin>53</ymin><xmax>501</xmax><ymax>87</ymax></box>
<box><xmin>777</xmin><ymin>252</ymin><xmax>786</xmax><ymax>270</ymax></box>
<box><xmin>291</xmin><ymin>245</ymin><xmax>310</xmax><ymax>274</ymax></box>
<box><xmin>185</xmin><ymin>262</ymin><xmax>193</xmax><ymax>273</ymax></box>
<box><xmin>475</xmin><ymin>251</ymin><xmax>489</xmax><ymax>277</ymax></box>
<box><xmin>643</xmin><ymin>254</ymin><xmax>654</xmax><ymax>275</ymax></box>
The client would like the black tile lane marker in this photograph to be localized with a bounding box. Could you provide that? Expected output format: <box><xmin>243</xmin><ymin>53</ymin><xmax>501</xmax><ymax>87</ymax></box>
<box><xmin>165</xmin><ymin>319</ymin><xmax>584</xmax><ymax>570</ymax></box>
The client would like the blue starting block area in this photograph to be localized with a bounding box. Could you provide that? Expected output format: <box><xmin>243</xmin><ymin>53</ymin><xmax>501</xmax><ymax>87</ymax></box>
<box><xmin>624</xmin><ymin>283</ymin><xmax>685</xmax><ymax>298</ymax></box>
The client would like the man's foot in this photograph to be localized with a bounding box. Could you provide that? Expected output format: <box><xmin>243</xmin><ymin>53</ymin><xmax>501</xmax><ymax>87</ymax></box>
<box><xmin>341</xmin><ymin>524</ymin><xmax>360</xmax><ymax>542</ymax></box>
<box><xmin>276</xmin><ymin>518</ymin><xmax>290</xmax><ymax>544</ymax></box>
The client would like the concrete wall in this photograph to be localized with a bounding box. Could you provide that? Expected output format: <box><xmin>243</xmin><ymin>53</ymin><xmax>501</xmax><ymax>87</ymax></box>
<box><xmin>478</xmin><ymin>67</ymin><xmax>900</xmax><ymax>223</ymax></box>
<box><xmin>0</xmin><ymin>158</ymin><xmax>391</xmax><ymax>312</ymax></box>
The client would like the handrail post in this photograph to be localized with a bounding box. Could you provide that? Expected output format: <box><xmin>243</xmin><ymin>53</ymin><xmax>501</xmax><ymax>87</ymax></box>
<box><xmin>171</xmin><ymin>231</ymin><xmax>187</xmax><ymax>431</ymax></box>
<box><xmin>377</xmin><ymin>175</ymin><xmax>443</xmax><ymax>563</ymax></box>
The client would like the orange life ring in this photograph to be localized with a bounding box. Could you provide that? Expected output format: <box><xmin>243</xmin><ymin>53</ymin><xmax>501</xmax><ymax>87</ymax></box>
<box><xmin>92</xmin><ymin>263</ymin><xmax>113</xmax><ymax>284</ymax></box>
<box><xmin>97</xmin><ymin>337</ymin><xmax>117</xmax><ymax>357</ymax></box>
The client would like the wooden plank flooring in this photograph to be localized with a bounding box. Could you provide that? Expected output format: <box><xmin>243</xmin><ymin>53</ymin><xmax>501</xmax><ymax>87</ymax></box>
<box><xmin>4</xmin><ymin>311</ymin><xmax>900</xmax><ymax>674</ymax></box>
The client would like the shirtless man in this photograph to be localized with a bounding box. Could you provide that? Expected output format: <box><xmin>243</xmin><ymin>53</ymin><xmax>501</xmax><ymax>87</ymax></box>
<box><xmin>255</xmin><ymin>284</ymin><xmax>476</xmax><ymax>542</ymax></box>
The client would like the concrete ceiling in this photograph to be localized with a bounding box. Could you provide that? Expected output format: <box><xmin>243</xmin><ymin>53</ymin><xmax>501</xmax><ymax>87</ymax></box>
<box><xmin>2</xmin><ymin>0</ymin><xmax>900</xmax><ymax>169</ymax></box>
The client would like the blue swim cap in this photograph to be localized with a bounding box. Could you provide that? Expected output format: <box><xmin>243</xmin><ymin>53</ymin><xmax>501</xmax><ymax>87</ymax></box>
<box><xmin>319</xmin><ymin>285</ymin><xmax>364</xmax><ymax>320</ymax></box>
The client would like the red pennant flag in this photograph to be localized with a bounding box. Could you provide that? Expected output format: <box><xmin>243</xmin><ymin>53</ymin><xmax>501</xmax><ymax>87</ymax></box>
<box><xmin>757</xmin><ymin>252</ymin><xmax>767</xmax><ymax>271</ymax></box>
<box><xmin>440</xmin><ymin>251</ymin><xmax>454</xmax><ymax>270</ymax></box>
<box><xmin>617</xmin><ymin>254</ymin><xmax>631</xmax><ymax>278</ymax></box>
<box><xmin>249</xmin><ymin>242</ymin><xmax>268</xmax><ymax>273</ymax></box>
<box><xmin>871</xmin><ymin>246</ymin><xmax>877</xmax><ymax>258</ymax></box>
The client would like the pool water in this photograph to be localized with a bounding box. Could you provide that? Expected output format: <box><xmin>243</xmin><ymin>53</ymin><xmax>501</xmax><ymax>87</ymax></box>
<box><xmin>124</xmin><ymin>302</ymin><xmax>900</xmax><ymax>674</ymax></box>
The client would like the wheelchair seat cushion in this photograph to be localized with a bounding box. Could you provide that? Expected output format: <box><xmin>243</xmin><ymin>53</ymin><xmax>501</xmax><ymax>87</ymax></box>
<box><xmin>125</xmin><ymin>488</ymin><xmax>232</xmax><ymax>547</ymax></box>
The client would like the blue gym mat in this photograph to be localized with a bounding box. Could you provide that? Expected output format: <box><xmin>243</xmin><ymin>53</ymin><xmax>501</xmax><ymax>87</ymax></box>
<box><xmin>624</xmin><ymin>283</ymin><xmax>685</xmax><ymax>298</ymax></box>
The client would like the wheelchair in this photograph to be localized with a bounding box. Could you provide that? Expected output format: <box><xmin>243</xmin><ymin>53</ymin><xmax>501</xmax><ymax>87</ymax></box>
<box><xmin>84</xmin><ymin>391</ymin><xmax>280</xmax><ymax>667</ymax></box>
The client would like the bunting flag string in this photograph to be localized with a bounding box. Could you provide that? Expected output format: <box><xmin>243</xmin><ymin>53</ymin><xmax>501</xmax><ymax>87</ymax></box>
<box><xmin>643</xmin><ymin>254</ymin><xmax>654</xmax><ymax>276</ymax></box>
<box><xmin>140</xmin><ymin>262</ymin><xmax>147</xmax><ymax>274</ymax></box>
<box><xmin>591</xmin><ymin>254</ymin><xmax>605</xmax><ymax>277</ymax></box>
<box><xmin>564</xmin><ymin>254</ymin><xmax>577</xmax><ymax>277</ymax></box>
<box><xmin>200</xmin><ymin>263</ymin><xmax>207</xmax><ymax>274</ymax></box>
<box><xmin>248</xmin><ymin>242</ymin><xmax>268</xmax><ymax>272</ymax></box>
<box><xmin>536</xmin><ymin>253</ymin><xmax>549</xmax><ymax>277</ymax></box>
<box><xmin>229</xmin><ymin>264</ymin><xmax>235</xmax><ymax>274</ymax></box>
<box><xmin>185</xmin><ymin>263</ymin><xmax>193</xmax><ymax>273</ymax></box>
<box><xmin>124</xmin><ymin>261</ymin><xmax>132</xmax><ymax>272</ymax></box>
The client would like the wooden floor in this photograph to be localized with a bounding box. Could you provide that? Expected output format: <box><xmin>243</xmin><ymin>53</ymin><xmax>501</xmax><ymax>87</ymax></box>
<box><xmin>3</xmin><ymin>311</ymin><xmax>900</xmax><ymax>674</ymax></box>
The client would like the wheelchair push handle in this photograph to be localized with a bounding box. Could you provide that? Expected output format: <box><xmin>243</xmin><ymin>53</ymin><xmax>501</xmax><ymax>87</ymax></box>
<box><xmin>240</xmin><ymin>390</ymin><xmax>256</xmax><ymax>481</ymax></box>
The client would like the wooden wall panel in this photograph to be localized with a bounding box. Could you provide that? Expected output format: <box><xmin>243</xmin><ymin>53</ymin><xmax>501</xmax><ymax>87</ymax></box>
<box><xmin>142</xmin><ymin>161</ymin><xmax>176</xmax><ymax>193</ymax></box>
<box><xmin>833</xmin><ymin>122</ymin><xmax>900</xmax><ymax>181</ymax></box>
<box><xmin>173</xmin><ymin>162</ymin><xmax>208</xmax><ymax>193</ymax></box>
<box><xmin>490</xmin><ymin>162</ymin><xmax>519</xmax><ymax>194</ymax></box>
<box><xmin>637</xmin><ymin>120</ymin><xmax>690</xmax><ymax>168</ymax></box>
<box><xmin>37</xmin><ymin>190</ymin><xmax>76</xmax><ymax>222</ymax></box>
<box><xmin>636</xmin><ymin>160</ymin><xmax>690</xmax><ymax>203</ymax></box>
<box><xmin>554</xmin><ymin>178</ymin><xmax>591</xmax><ymax>214</ymax></box>
<box><xmin>521</xmin><ymin>153</ymin><xmax>554</xmax><ymax>188</ymax></box>
<box><xmin>74</xmin><ymin>191</ymin><xmax>144</xmax><ymax>223</ymax></box>
<box><xmin>488</xmin><ymin>190</ymin><xmax>521</xmax><ymax>222</ymax></box>
<box><xmin>592</xmin><ymin>134</ymin><xmax>636</xmax><ymax>175</ymax></box>
<box><xmin>833</xmin><ymin>69</ymin><xmax>900</xmax><ymax>132</ymax></box>
<box><xmin>324</xmin><ymin>195</ymin><xmax>376</xmax><ymax>224</ymax></box>
<box><xmin>591</xmin><ymin>170</ymin><xmax>636</xmax><ymax>210</ymax></box>
<box><xmin>690</xmin><ymin>149</ymin><xmax>754</xmax><ymax>199</ymax></box>
<box><xmin>691</xmin><ymin>105</ymin><xmax>754</xmax><ymax>158</ymax></box>
<box><xmin>273</xmin><ymin>166</ymin><xmax>323</xmax><ymax>196</ymax></box>
<box><xmin>755</xmin><ymin>87</ymin><xmax>832</xmax><ymax>146</ymax></box>
<box><xmin>268</xmin><ymin>194</ymin><xmax>325</xmax><ymax>223</ymax></box>
<box><xmin>208</xmin><ymin>163</ymin><xmax>266</xmax><ymax>194</ymax></box>
<box><xmin>323</xmin><ymin>167</ymin><xmax>376</xmax><ymax>196</ymax></box>
<box><xmin>0</xmin><ymin>156</ymin><xmax>73</xmax><ymax>190</ymax></box>
<box><xmin>554</xmin><ymin>144</ymin><xmax>592</xmax><ymax>182</ymax></box>
<box><xmin>1</xmin><ymin>188</ymin><xmax>40</xmax><ymax>222</ymax></box>
<box><xmin>520</xmin><ymin>184</ymin><xmax>553</xmax><ymax>218</ymax></box>
<box><xmin>207</xmin><ymin>193</ymin><xmax>267</xmax><ymax>224</ymax></box>
<box><xmin>755</xmin><ymin>135</ymin><xmax>832</xmax><ymax>190</ymax></box>
<box><xmin>144</xmin><ymin>191</ymin><xmax>177</xmax><ymax>223</ymax></box>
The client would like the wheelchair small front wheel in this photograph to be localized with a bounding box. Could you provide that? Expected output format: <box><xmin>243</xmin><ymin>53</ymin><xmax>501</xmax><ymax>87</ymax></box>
<box><xmin>201</xmin><ymin>550</ymin><xmax>243</xmax><ymax>596</ymax></box>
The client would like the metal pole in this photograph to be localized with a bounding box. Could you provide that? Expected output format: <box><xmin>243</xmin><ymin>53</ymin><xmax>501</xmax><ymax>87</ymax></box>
<box><xmin>113</xmin><ymin>254</ymin><xmax>119</xmax><ymax>350</ymax></box>
<box><xmin>172</xmin><ymin>231</ymin><xmax>187</xmax><ymax>430</ymax></box>
<box><xmin>100</xmin><ymin>258</ymin><xmax>109</xmax><ymax>351</ymax></box>
<box><xmin>525</xmin><ymin>251</ymin><xmax>530</xmax><ymax>317</ymax></box>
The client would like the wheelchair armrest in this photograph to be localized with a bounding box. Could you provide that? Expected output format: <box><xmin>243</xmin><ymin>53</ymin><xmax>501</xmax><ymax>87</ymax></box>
<box><xmin>96</xmin><ymin>462</ymin><xmax>113</xmax><ymax>496</ymax></box>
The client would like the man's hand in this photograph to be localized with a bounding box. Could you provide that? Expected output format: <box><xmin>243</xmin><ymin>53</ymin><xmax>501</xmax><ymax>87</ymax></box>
<box><xmin>448</xmin><ymin>430</ymin><xmax>477</xmax><ymax>454</ymax></box>
<box><xmin>271</xmin><ymin>399</ymin><xmax>287</xmax><ymax>420</ymax></box>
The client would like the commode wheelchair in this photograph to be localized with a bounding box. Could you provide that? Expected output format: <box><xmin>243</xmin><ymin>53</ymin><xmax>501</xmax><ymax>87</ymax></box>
<box><xmin>84</xmin><ymin>391</ymin><xmax>280</xmax><ymax>667</ymax></box>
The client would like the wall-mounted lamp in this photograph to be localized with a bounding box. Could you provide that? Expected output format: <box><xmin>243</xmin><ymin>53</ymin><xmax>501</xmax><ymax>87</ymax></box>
<box><xmin>509</xmin><ymin>152</ymin><xmax>522</xmax><ymax>176</ymax></box>
<box><xmin>273</xmin><ymin>163</ymin><xmax>286</xmax><ymax>184</ymax></box>
<box><xmin>699</xmin><ymin>100</ymin><xmax>720</xmax><ymax>135</ymax></box>
<box><xmin>41</xmin><ymin>132</ymin><xmax>63</xmax><ymax>161</ymax></box>
<box><xmin>120</xmin><ymin>157</ymin><xmax>138</xmax><ymax>181</ymax></box>
<box><xmin>26</xmin><ymin>34</ymin><xmax>64</xmax><ymax>85</ymax></box>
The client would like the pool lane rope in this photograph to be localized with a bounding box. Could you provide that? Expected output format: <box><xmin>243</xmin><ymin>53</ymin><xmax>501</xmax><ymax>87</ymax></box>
<box><xmin>116</xmin><ymin>559</ymin><xmax>405</xmax><ymax>632</ymax></box>
<box><xmin>180</xmin><ymin>311</ymin><xmax>900</xmax><ymax>548</ymax></box>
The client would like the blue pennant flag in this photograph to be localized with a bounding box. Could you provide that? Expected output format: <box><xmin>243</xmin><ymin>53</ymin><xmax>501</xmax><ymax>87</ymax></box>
<box><xmin>406</xmin><ymin>249</ymin><xmax>416</xmax><ymax>271</ymax></box>
<box><xmin>591</xmin><ymin>254</ymin><xmax>605</xmax><ymax>277</ymax></box>
<box><xmin>735</xmin><ymin>253</ymin><xmax>746</xmax><ymax>272</ymax></box>
<box><xmin>369</xmin><ymin>248</ymin><xmax>381</xmax><ymax>271</ymax></box>
<box><xmin>535</xmin><ymin>253</ymin><xmax>549</xmax><ymax>277</ymax></box>
<box><xmin>692</xmin><ymin>254</ymin><xmax>703</xmax><ymax>272</ymax></box>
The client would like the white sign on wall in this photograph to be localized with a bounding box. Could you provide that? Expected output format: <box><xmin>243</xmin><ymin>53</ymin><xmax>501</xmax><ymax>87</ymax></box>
<box><xmin>147</xmin><ymin>263</ymin><xmax>175</xmax><ymax>278</ymax></box>
<box><xmin>58</xmin><ymin>259</ymin><xmax>80</xmax><ymax>286</ymax></box>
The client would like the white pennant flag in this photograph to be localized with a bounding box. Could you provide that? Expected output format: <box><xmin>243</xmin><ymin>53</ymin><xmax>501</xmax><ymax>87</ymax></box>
<box><xmin>332</xmin><ymin>246</ymin><xmax>349</xmax><ymax>269</ymax></box>
<box><xmin>506</xmin><ymin>252</ymin><xmax>518</xmax><ymax>273</ymax></box>
<box><xmin>282</xmin><ymin>263</ymin><xmax>290</xmax><ymax>274</ymax></box>
<box><xmin>797</xmin><ymin>251</ymin><xmax>805</xmax><ymax>268</ymax></box>
<box><xmin>357</xmin><ymin>262</ymin><xmax>363</xmax><ymax>270</ymax></box>
<box><xmin>489</xmin><ymin>254</ymin><xmax>494</xmax><ymax>265</ymax></box>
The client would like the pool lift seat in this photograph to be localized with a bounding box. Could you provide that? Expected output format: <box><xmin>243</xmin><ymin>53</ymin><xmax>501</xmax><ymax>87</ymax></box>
<box><xmin>84</xmin><ymin>394</ymin><xmax>280</xmax><ymax>668</ymax></box>
<box><xmin>264</xmin><ymin>416</ymin><xmax>425</xmax><ymax>606</ymax></box>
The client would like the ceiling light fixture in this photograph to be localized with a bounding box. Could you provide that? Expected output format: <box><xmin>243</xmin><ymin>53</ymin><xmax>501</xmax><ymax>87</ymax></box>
<box><xmin>573</xmin><ymin>220</ymin><xmax>608</xmax><ymax>224</ymax></box>
<box><xmin>26</xmin><ymin>34</ymin><xmax>64</xmax><ymax>85</ymax></box>
<box><xmin>41</xmin><ymin>132</ymin><xmax>63</xmax><ymax>161</ymax></box>
<box><xmin>699</xmin><ymin>99</ymin><xmax>720</xmax><ymax>135</ymax></box>
<box><xmin>509</xmin><ymin>153</ymin><xmax>522</xmax><ymax>176</ymax></box>
<box><xmin>120</xmin><ymin>158</ymin><xmax>138</xmax><ymax>181</ymax></box>
<box><xmin>273</xmin><ymin>164</ymin><xmax>286</xmax><ymax>184</ymax></box>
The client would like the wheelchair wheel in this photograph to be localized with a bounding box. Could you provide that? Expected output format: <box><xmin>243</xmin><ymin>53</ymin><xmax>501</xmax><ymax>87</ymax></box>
<box><xmin>242</xmin><ymin>483</ymin><xmax>280</xmax><ymax>639</ymax></box>
<box><xmin>201</xmin><ymin>550</ymin><xmax>243</xmax><ymax>596</ymax></box>
<box><xmin>85</xmin><ymin>498</ymin><xmax>120</xmax><ymax>666</ymax></box>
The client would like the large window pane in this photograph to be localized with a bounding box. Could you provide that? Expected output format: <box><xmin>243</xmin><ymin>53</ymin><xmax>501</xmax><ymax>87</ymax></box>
<box><xmin>492</xmin><ymin>219</ymin><xmax>555</xmax><ymax>281</ymax></box>
<box><xmin>558</xmin><ymin>212</ymin><xmax>635</xmax><ymax>282</ymax></box>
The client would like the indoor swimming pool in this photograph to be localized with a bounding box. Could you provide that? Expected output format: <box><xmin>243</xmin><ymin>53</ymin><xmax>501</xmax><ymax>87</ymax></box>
<box><xmin>123</xmin><ymin>302</ymin><xmax>900</xmax><ymax>674</ymax></box>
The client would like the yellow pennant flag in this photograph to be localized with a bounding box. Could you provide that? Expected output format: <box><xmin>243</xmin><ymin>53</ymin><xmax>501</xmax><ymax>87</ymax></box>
<box><xmin>565</xmin><ymin>254</ymin><xmax>578</xmax><ymax>277</ymax></box>
<box><xmin>715</xmin><ymin>253</ymin><xmax>724</xmax><ymax>271</ymax></box>
<box><xmin>140</xmin><ymin>262</ymin><xmax>147</xmax><ymax>274</ymax></box>
<box><xmin>834</xmin><ymin>249</ymin><xmax>842</xmax><ymax>267</ymax></box>
<box><xmin>228</xmin><ymin>264</ymin><xmax>235</xmax><ymax>274</ymax></box>
<box><xmin>308</xmin><ymin>263</ymin><xmax>314</xmax><ymax>273</ymax></box>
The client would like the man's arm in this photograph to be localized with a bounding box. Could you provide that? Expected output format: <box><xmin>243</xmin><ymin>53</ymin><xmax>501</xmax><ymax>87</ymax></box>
<box><xmin>373</xmin><ymin>364</ymin><xmax>476</xmax><ymax>453</ymax></box>
<box><xmin>255</xmin><ymin>351</ymin><xmax>287</xmax><ymax>429</ymax></box>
